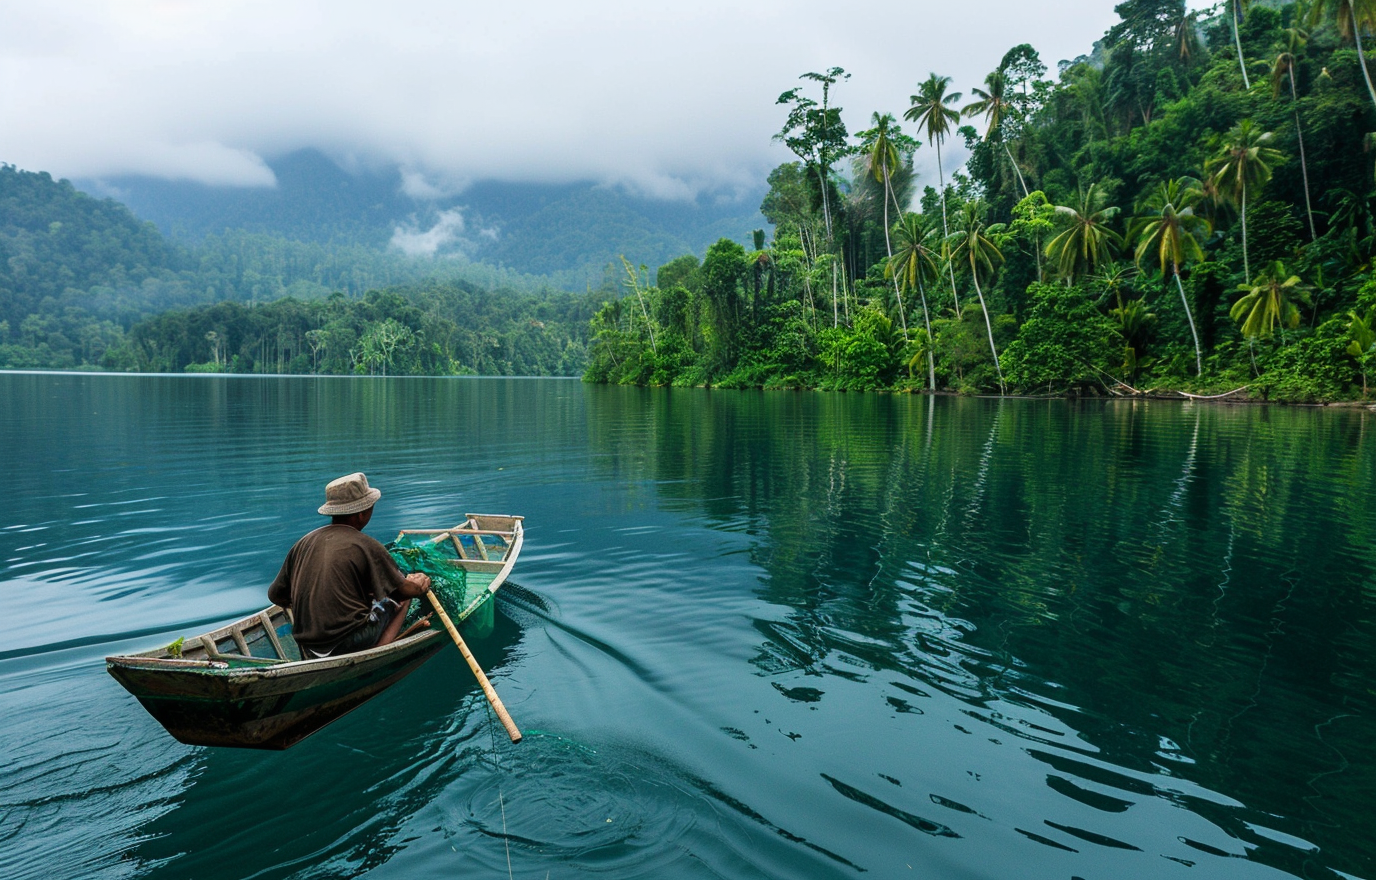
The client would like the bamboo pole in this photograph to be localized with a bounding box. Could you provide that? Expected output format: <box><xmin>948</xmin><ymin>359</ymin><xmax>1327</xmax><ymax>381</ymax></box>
<box><xmin>425</xmin><ymin>591</ymin><xmax>522</xmax><ymax>743</ymax></box>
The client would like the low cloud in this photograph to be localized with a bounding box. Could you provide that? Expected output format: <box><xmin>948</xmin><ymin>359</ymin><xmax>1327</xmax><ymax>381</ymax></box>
<box><xmin>390</xmin><ymin>209</ymin><xmax>468</xmax><ymax>257</ymax></box>
<box><xmin>2</xmin><ymin>1</ymin><xmax>1121</xmax><ymax>198</ymax></box>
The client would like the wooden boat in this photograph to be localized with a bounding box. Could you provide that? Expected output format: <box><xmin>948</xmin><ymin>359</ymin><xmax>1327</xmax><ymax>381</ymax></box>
<box><xmin>106</xmin><ymin>515</ymin><xmax>524</xmax><ymax>750</ymax></box>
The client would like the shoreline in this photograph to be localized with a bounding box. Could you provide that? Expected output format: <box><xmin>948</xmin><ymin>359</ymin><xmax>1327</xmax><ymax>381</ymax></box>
<box><xmin>6</xmin><ymin>367</ymin><xmax>1374</xmax><ymax>408</ymax></box>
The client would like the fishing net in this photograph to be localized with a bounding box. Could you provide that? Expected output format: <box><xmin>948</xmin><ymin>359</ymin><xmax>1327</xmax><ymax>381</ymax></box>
<box><xmin>387</xmin><ymin>532</ymin><xmax>477</xmax><ymax>625</ymax></box>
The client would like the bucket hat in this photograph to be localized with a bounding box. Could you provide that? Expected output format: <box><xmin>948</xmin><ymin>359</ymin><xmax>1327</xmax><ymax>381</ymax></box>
<box><xmin>318</xmin><ymin>472</ymin><xmax>382</xmax><ymax>515</ymax></box>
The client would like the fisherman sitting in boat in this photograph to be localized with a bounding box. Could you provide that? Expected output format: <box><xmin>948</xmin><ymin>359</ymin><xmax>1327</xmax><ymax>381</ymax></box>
<box><xmin>268</xmin><ymin>472</ymin><xmax>432</xmax><ymax>659</ymax></box>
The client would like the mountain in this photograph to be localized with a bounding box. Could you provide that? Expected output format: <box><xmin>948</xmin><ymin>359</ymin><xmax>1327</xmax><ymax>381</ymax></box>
<box><xmin>0</xmin><ymin>165</ymin><xmax>185</xmax><ymax>321</ymax></box>
<box><xmin>82</xmin><ymin>150</ymin><xmax>769</xmax><ymax>282</ymax></box>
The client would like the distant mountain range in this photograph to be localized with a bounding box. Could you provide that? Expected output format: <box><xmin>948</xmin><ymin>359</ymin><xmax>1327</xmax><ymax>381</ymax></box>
<box><xmin>79</xmin><ymin>149</ymin><xmax>769</xmax><ymax>284</ymax></box>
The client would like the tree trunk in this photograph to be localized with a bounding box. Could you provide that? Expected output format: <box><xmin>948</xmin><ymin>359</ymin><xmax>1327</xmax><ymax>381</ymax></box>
<box><xmin>813</xmin><ymin>159</ymin><xmax>839</xmax><ymax>329</ymax></box>
<box><xmin>1289</xmin><ymin>69</ymin><xmax>1318</xmax><ymax>242</ymax></box>
<box><xmin>937</xmin><ymin>139</ymin><xmax>962</xmax><ymax>319</ymax></box>
<box><xmin>1231</xmin><ymin>1</ymin><xmax>1251</xmax><ymax>89</ymax></box>
<box><xmin>1241</xmin><ymin>180</ymin><xmax>1250</xmax><ymax>283</ymax></box>
<box><xmin>918</xmin><ymin>278</ymin><xmax>936</xmax><ymax>391</ymax></box>
<box><xmin>1173</xmin><ymin>266</ymin><xmax>1204</xmax><ymax>376</ymax></box>
<box><xmin>881</xmin><ymin>157</ymin><xmax>909</xmax><ymax>341</ymax></box>
<box><xmin>1353</xmin><ymin>6</ymin><xmax>1376</xmax><ymax>112</ymax></box>
<box><xmin>1003</xmin><ymin>141</ymin><xmax>1029</xmax><ymax>198</ymax></box>
<box><xmin>971</xmin><ymin>268</ymin><xmax>1005</xmax><ymax>394</ymax></box>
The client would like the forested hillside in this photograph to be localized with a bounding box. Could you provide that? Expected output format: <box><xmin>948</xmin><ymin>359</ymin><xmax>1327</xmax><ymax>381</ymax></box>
<box><xmin>585</xmin><ymin>0</ymin><xmax>1376</xmax><ymax>401</ymax></box>
<box><xmin>0</xmin><ymin>165</ymin><xmax>588</xmax><ymax>372</ymax></box>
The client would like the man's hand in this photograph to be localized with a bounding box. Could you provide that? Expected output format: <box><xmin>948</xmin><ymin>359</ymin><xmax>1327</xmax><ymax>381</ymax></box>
<box><xmin>399</xmin><ymin>572</ymin><xmax>432</xmax><ymax>598</ymax></box>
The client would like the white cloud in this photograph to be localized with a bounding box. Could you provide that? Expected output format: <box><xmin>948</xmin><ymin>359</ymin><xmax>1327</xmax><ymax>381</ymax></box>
<box><xmin>0</xmin><ymin>0</ymin><xmax>1123</xmax><ymax>197</ymax></box>
<box><xmin>390</xmin><ymin>209</ymin><xmax>467</xmax><ymax>257</ymax></box>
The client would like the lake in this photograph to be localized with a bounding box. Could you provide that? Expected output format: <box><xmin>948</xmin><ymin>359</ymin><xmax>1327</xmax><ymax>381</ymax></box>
<box><xmin>2</xmin><ymin>373</ymin><xmax>1374</xmax><ymax>880</ymax></box>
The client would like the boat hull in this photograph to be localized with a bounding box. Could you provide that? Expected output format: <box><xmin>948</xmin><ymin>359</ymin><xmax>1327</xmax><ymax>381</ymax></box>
<box><xmin>108</xmin><ymin>630</ymin><xmax>447</xmax><ymax>749</ymax></box>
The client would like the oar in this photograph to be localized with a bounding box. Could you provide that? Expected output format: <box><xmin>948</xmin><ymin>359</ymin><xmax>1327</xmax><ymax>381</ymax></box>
<box><xmin>424</xmin><ymin>590</ymin><xmax>523</xmax><ymax>743</ymax></box>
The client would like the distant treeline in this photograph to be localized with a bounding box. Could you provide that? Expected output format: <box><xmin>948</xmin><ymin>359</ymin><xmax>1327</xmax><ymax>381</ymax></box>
<box><xmin>110</xmin><ymin>283</ymin><xmax>595</xmax><ymax>376</ymax></box>
<box><xmin>0</xmin><ymin>165</ymin><xmax>577</xmax><ymax>372</ymax></box>
<box><xmin>585</xmin><ymin>1</ymin><xmax>1376</xmax><ymax>401</ymax></box>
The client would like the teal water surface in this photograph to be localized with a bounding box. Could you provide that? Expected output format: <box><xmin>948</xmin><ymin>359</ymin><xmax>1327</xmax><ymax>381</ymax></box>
<box><xmin>1</xmin><ymin>374</ymin><xmax>1374</xmax><ymax>879</ymax></box>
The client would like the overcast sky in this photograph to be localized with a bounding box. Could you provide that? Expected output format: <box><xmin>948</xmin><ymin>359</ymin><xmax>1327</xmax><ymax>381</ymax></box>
<box><xmin>2</xmin><ymin>1</ymin><xmax>1163</xmax><ymax>202</ymax></box>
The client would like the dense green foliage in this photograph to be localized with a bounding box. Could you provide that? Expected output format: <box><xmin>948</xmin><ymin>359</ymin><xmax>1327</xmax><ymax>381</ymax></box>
<box><xmin>0</xmin><ymin>165</ymin><xmax>590</xmax><ymax>373</ymax></box>
<box><xmin>585</xmin><ymin>0</ymin><xmax>1376</xmax><ymax>401</ymax></box>
<box><xmin>114</xmin><ymin>284</ymin><xmax>593</xmax><ymax>376</ymax></box>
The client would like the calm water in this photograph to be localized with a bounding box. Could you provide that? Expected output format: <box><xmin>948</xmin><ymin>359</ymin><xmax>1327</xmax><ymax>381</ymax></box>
<box><xmin>2</xmin><ymin>374</ymin><xmax>1375</xmax><ymax>880</ymax></box>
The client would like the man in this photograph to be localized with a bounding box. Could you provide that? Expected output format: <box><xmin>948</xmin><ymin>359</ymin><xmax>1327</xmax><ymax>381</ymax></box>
<box><xmin>268</xmin><ymin>472</ymin><xmax>432</xmax><ymax>658</ymax></box>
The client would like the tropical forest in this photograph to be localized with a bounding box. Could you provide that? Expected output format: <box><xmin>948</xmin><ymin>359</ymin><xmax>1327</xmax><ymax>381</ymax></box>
<box><xmin>585</xmin><ymin>0</ymin><xmax>1376</xmax><ymax>401</ymax></box>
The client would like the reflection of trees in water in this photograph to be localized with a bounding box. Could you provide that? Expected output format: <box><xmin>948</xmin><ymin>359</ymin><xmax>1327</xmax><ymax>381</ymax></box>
<box><xmin>584</xmin><ymin>389</ymin><xmax>1376</xmax><ymax>865</ymax></box>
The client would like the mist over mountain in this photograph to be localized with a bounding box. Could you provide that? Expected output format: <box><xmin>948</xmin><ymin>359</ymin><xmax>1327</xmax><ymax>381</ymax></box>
<box><xmin>81</xmin><ymin>150</ymin><xmax>768</xmax><ymax>283</ymax></box>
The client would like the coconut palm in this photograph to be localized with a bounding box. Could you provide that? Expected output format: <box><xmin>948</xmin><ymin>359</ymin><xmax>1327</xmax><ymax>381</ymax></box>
<box><xmin>1045</xmin><ymin>184</ymin><xmax>1125</xmax><ymax>284</ymax></box>
<box><xmin>963</xmin><ymin>69</ymin><xmax>1030</xmax><ymax>197</ymax></box>
<box><xmin>1174</xmin><ymin>8</ymin><xmax>1204</xmax><ymax>64</ymax></box>
<box><xmin>1272</xmin><ymin>51</ymin><xmax>1318</xmax><ymax>240</ymax></box>
<box><xmin>858</xmin><ymin>113</ymin><xmax>917</xmax><ymax>340</ymax></box>
<box><xmin>906</xmin><ymin>74</ymin><xmax>964</xmax><ymax>312</ymax></box>
<box><xmin>888</xmin><ymin>212</ymin><xmax>942</xmax><ymax>389</ymax></box>
<box><xmin>1130</xmin><ymin>177</ymin><xmax>1212</xmax><ymax>376</ymax></box>
<box><xmin>1310</xmin><ymin>0</ymin><xmax>1376</xmax><ymax>111</ymax></box>
<box><xmin>948</xmin><ymin>201</ymin><xmax>1007</xmax><ymax>393</ymax></box>
<box><xmin>1207</xmin><ymin>120</ymin><xmax>1284</xmax><ymax>282</ymax></box>
<box><xmin>1230</xmin><ymin>261</ymin><xmax>1311</xmax><ymax>340</ymax></box>
<box><xmin>1111</xmin><ymin>297</ymin><xmax>1157</xmax><ymax>378</ymax></box>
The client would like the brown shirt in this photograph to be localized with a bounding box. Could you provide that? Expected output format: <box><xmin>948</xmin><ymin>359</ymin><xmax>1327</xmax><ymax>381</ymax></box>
<box><xmin>267</xmin><ymin>525</ymin><xmax>408</xmax><ymax>653</ymax></box>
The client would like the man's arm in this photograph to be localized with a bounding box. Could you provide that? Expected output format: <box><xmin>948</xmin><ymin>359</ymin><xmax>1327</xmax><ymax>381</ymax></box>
<box><xmin>267</xmin><ymin>557</ymin><xmax>294</xmax><ymax>608</ymax></box>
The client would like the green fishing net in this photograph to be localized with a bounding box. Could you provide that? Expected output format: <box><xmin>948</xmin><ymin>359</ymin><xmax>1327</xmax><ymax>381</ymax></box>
<box><xmin>387</xmin><ymin>532</ymin><xmax>474</xmax><ymax>624</ymax></box>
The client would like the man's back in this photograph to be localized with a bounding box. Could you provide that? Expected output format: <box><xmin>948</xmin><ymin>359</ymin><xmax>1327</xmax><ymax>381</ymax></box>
<box><xmin>268</xmin><ymin>524</ymin><xmax>407</xmax><ymax>653</ymax></box>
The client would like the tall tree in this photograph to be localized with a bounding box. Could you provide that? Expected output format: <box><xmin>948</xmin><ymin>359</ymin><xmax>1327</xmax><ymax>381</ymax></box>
<box><xmin>948</xmin><ymin>201</ymin><xmax>1007</xmax><ymax>393</ymax></box>
<box><xmin>1272</xmin><ymin>51</ymin><xmax>1318</xmax><ymax>241</ymax></box>
<box><xmin>776</xmin><ymin>68</ymin><xmax>850</xmax><ymax>326</ymax></box>
<box><xmin>906</xmin><ymin>74</ymin><xmax>964</xmax><ymax>318</ymax></box>
<box><xmin>1207</xmin><ymin>120</ymin><xmax>1285</xmax><ymax>282</ymax></box>
<box><xmin>888</xmin><ymin>212</ymin><xmax>942</xmax><ymax>389</ymax></box>
<box><xmin>1130</xmin><ymin>177</ymin><xmax>1211</xmax><ymax>376</ymax></box>
<box><xmin>858</xmin><ymin>113</ymin><xmax>918</xmax><ymax>340</ymax></box>
<box><xmin>1045</xmin><ymin>184</ymin><xmax>1125</xmax><ymax>284</ymax></box>
<box><xmin>963</xmin><ymin>69</ymin><xmax>1030</xmax><ymax>197</ymax></box>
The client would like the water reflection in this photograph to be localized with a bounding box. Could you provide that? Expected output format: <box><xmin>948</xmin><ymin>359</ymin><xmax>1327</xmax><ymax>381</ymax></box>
<box><xmin>583</xmin><ymin>388</ymin><xmax>1376</xmax><ymax>878</ymax></box>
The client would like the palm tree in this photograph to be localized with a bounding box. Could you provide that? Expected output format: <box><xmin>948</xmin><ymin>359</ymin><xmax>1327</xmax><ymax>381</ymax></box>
<box><xmin>1272</xmin><ymin>51</ymin><xmax>1318</xmax><ymax>241</ymax></box>
<box><xmin>1229</xmin><ymin>0</ymin><xmax>1254</xmax><ymax>89</ymax></box>
<box><xmin>963</xmin><ymin>69</ymin><xmax>1029</xmax><ymax>197</ymax></box>
<box><xmin>1347</xmin><ymin>307</ymin><xmax>1376</xmax><ymax>394</ymax></box>
<box><xmin>1045</xmin><ymin>184</ymin><xmax>1124</xmax><ymax>284</ymax></box>
<box><xmin>1230</xmin><ymin>261</ymin><xmax>1311</xmax><ymax>340</ymax></box>
<box><xmin>949</xmin><ymin>201</ymin><xmax>1007</xmax><ymax>393</ymax></box>
<box><xmin>888</xmin><ymin>212</ymin><xmax>942</xmax><ymax>389</ymax></box>
<box><xmin>906</xmin><ymin>74</ymin><xmax>964</xmax><ymax>314</ymax></box>
<box><xmin>1174</xmin><ymin>8</ymin><xmax>1204</xmax><ymax>64</ymax></box>
<box><xmin>1207</xmin><ymin>120</ymin><xmax>1284</xmax><ymax>282</ymax></box>
<box><xmin>1130</xmin><ymin>177</ymin><xmax>1212</xmax><ymax>376</ymax></box>
<box><xmin>1310</xmin><ymin>0</ymin><xmax>1376</xmax><ymax>111</ymax></box>
<box><xmin>859</xmin><ymin>113</ymin><xmax>916</xmax><ymax>340</ymax></box>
